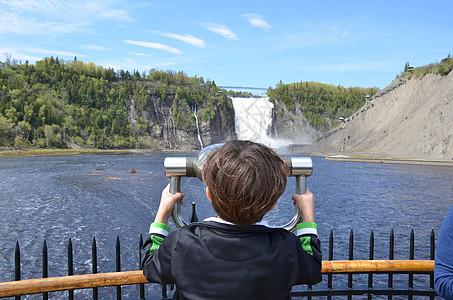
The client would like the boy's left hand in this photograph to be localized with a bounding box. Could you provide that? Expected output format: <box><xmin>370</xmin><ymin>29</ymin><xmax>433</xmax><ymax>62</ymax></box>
<box><xmin>154</xmin><ymin>184</ymin><xmax>184</xmax><ymax>224</ymax></box>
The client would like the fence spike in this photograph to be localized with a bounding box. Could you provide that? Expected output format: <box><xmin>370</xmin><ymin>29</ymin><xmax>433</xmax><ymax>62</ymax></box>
<box><xmin>389</xmin><ymin>228</ymin><xmax>394</xmax><ymax>260</ymax></box>
<box><xmin>92</xmin><ymin>237</ymin><xmax>97</xmax><ymax>274</ymax></box>
<box><xmin>42</xmin><ymin>240</ymin><xmax>48</xmax><ymax>300</ymax></box>
<box><xmin>410</xmin><ymin>228</ymin><xmax>415</xmax><ymax>260</ymax></box>
<box><xmin>139</xmin><ymin>234</ymin><xmax>145</xmax><ymax>300</ymax></box>
<box><xmin>430</xmin><ymin>228</ymin><xmax>435</xmax><ymax>260</ymax></box>
<box><xmin>349</xmin><ymin>229</ymin><xmax>354</xmax><ymax>260</ymax></box>
<box><xmin>388</xmin><ymin>228</ymin><xmax>394</xmax><ymax>299</ymax></box>
<box><xmin>327</xmin><ymin>229</ymin><xmax>333</xmax><ymax>299</ymax></box>
<box><xmin>430</xmin><ymin>228</ymin><xmax>435</xmax><ymax>298</ymax></box>
<box><xmin>348</xmin><ymin>229</ymin><xmax>354</xmax><ymax>297</ymax></box>
<box><xmin>15</xmin><ymin>241</ymin><xmax>20</xmax><ymax>281</ymax></box>
<box><xmin>92</xmin><ymin>236</ymin><xmax>98</xmax><ymax>300</ymax></box>
<box><xmin>116</xmin><ymin>235</ymin><xmax>121</xmax><ymax>300</ymax></box>
<box><xmin>328</xmin><ymin>229</ymin><xmax>334</xmax><ymax>260</ymax></box>
<box><xmin>369</xmin><ymin>229</ymin><xmax>374</xmax><ymax>260</ymax></box>
<box><xmin>368</xmin><ymin>230</ymin><xmax>374</xmax><ymax>299</ymax></box>
<box><xmin>42</xmin><ymin>240</ymin><xmax>48</xmax><ymax>278</ymax></box>
<box><xmin>67</xmin><ymin>238</ymin><xmax>74</xmax><ymax>300</ymax></box>
<box><xmin>15</xmin><ymin>241</ymin><xmax>21</xmax><ymax>300</ymax></box>
<box><xmin>409</xmin><ymin>229</ymin><xmax>415</xmax><ymax>300</ymax></box>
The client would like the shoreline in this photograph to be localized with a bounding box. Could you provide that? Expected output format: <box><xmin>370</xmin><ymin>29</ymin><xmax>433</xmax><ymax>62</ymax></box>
<box><xmin>2</xmin><ymin>148</ymin><xmax>453</xmax><ymax>167</ymax></box>
<box><xmin>0</xmin><ymin>148</ymin><xmax>140</xmax><ymax>157</ymax></box>
<box><xmin>0</xmin><ymin>147</ymin><xmax>199</xmax><ymax>157</ymax></box>
<box><xmin>324</xmin><ymin>154</ymin><xmax>453</xmax><ymax>167</ymax></box>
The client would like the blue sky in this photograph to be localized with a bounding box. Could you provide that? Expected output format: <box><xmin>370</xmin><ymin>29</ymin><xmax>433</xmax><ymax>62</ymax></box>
<box><xmin>1</xmin><ymin>0</ymin><xmax>452</xmax><ymax>92</ymax></box>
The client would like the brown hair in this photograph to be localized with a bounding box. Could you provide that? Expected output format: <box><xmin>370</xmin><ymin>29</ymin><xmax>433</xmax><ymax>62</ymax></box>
<box><xmin>202</xmin><ymin>140</ymin><xmax>289</xmax><ymax>226</ymax></box>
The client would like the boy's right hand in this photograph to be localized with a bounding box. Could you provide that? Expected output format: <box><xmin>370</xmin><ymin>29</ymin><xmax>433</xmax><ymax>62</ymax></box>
<box><xmin>292</xmin><ymin>189</ymin><xmax>315</xmax><ymax>223</ymax></box>
<box><xmin>154</xmin><ymin>183</ymin><xmax>184</xmax><ymax>225</ymax></box>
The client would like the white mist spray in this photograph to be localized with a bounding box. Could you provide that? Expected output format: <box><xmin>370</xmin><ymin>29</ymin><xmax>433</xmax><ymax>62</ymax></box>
<box><xmin>230</xmin><ymin>96</ymin><xmax>291</xmax><ymax>149</ymax></box>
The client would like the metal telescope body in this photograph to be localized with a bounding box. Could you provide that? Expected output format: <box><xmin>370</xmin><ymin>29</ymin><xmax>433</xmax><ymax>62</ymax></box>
<box><xmin>164</xmin><ymin>143</ymin><xmax>313</xmax><ymax>232</ymax></box>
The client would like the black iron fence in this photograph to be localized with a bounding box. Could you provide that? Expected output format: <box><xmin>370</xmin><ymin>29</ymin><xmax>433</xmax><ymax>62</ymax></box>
<box><xmin>291</xmin><ymin>228</ymin><xmax>438</xmax><ymax>299</ymax></box>
<box><xmin>2</xmin><ymin>228</ymin><xmax>439</xmax><ymax>299</ymax></box>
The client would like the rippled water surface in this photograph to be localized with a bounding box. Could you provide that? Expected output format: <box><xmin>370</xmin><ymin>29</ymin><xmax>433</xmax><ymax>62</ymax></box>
<box><xmin>1</xmin><ymin>153</ymin><xmax>452</xmax><ymax>298</ymax></box>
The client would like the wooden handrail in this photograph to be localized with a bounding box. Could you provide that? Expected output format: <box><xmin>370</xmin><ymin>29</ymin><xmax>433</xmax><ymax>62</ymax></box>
<box><xmin>321</xmin><ymin>259</ymin><xmax>434</xmax><ymax>273</ymax></box>
<box><xmin>0</xmin><ymin>271</ymin><xmax>148</xmax><ymax>298</ymax></box>
<box><xmin>0</xmin><ymin>260</ymin><xmax>434</xmax><ymax>297</ymax></box>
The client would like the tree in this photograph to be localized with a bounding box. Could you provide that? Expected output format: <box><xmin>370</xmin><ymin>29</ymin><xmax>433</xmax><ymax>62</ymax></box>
<box><xmin>404</xmin><ymin>62</ymin><xmax>410</xmax><ymax>72</ymax></box>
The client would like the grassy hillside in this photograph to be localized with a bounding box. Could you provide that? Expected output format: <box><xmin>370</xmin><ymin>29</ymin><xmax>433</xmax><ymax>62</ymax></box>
<box><xmin>401</xmin><ymin>55</ymin><xmax>453</xmax><ymax>79</ymax></box>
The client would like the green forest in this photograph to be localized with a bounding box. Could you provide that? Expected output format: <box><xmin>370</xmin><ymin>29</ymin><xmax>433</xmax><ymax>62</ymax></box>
<box><xmin>0</xmin><ymin>57</ymin><xmax>226</xmax><ymax>149</ymax></box>
<box><xmin>1</xmin><ymin>57</ymin><xmax>379</xmax><ymax>149</ymax></box>
<box><xmin>268</xmin><ymin>82</ymin><xmax>379</xmax><ymax>130</ymax></box>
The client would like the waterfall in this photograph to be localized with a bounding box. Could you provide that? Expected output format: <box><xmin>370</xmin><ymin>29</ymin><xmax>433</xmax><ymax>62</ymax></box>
<box><xmin>192</xmin><ymin>104</ymin><xmax>203</xmax><ymax>149</ymax></box>
<box><xmin>230</xmin><ymin>96</ymin><xmax>290</xmax><ymax>149</ymax></box>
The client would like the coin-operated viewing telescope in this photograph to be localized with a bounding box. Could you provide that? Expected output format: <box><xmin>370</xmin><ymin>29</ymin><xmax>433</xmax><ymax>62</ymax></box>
<box><xmin>164</xmin><ymin>143</ymin><xmax>313</xmax><ymax>232</ymax></box>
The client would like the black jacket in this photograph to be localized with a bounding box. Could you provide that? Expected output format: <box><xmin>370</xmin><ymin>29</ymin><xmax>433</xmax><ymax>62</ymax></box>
<box><xmin>141</xmin><ymin>221</ymin><xmax>322</xmax><ymax>300</ymax></box>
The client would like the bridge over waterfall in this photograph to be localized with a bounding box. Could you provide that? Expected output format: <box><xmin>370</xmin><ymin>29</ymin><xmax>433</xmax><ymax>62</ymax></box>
<box><xmin>217</xmin><ymin>86</ymin><xmax>268</xmax><ymax>90</ymax></box>
<box><xmin>218</xmin><ymin>85</ymin><xmax>268</xmax><ymax>96</ymax></box>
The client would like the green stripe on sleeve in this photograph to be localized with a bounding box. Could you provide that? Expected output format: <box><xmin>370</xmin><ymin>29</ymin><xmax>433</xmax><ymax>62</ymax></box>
<box><xmin>150</xmin><ymin>222</ymin><xmax>170</xmax><ymax>232</ymax></box>
<box><xmin>149</xmin><ymin>235</ymin><xmax>164</xmax><ymax>255</ymax></box>
<box><xmin>297</xmin><ymin>222</ymin><xmax>317</xmax><ymax>230</ymax></box>
<box><xmin>300</xmin><ymin>236</ymin><xmax>314</xmax><ymax>256</ymax></box>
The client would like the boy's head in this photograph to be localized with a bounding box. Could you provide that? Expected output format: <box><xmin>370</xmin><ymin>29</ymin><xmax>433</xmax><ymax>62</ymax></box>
<box><xmin>202</xmin><ymin>140</ymin><xmax>289</xmax><ymax>226</ymax></box>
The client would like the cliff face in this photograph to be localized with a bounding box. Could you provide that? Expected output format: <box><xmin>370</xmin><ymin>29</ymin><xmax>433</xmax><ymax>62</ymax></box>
<box><xmin>139</xmin><ymin>93</ymin><xmax>236</xmax><ymax>151</ymax></box>
<box><xmin>199</xmin><ymin>102</ymin><xmax>237</xmax><ymax>147</ymax></box>
<box><xmin>314</xmin><ymin>72</ymin><xmax>453</xmax><ymax>160</ymax></box>
<box><xmin>271</xmin><ymin>97</ymin><xmax>321</xmax><ymax>145</ymax></box>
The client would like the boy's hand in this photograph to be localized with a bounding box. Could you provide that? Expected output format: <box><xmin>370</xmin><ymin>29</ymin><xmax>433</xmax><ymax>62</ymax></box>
<box><xmin>154</xmin><ymin>184</ymin><xmax>184</xmax><ymax>225</ymax></box>
<box><xmin>292</xmin><ymin>189</ymin><xmax>315</xmax><ymax>223</ymax></box>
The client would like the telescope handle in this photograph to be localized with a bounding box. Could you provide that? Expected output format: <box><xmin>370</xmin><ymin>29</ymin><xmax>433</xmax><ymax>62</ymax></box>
<box><xmin>170</xmin><ymin>176</ymin><xmax>181</xmax><ymax>194</ymax></box>
<box><xmin>280</xmin><ymin>175</ymin><xmax>307</xmax><ymax>231</ymax></box>
<box><xmin>170</xmin><ymin>176</ymin><xmax>189</xmax><ymax>227</ymax></box>
<box><xmin>296</xmin><ymin>175</ymin><xmax>307</xmax><ymax>195</ymax></box>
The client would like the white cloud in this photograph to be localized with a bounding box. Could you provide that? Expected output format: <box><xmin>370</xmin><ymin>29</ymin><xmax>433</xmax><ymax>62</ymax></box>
<box><xmin>273</xmin><ymin>20</ymin><xmax>366</xmax><ymax>51</ymax></box>
<box><xmin>100</xmin><ymin>9</ymin><xmax>134</xmax><ymax>23</ymax></box>
<box><xmin>129</xmin><ymin>52</ymin><xmax>152</xmax><ymax>57</ymax></box>
<box><xmin>204</xmin><ymin>23</ymin><xmax>238</xmax><ymax>40</ymax></box>
<box><xmin>159</xmin><ymin>32</ymin><xmax>205</xmax><ymax>47</ymax></box>
<box><xmin>123</xmin><ymin>40</ymin><xmax>183</xmax><ymax>55</ymax></box>
<box><xmin>124</xmin><ymin>58</ymin><xmax>137</xmax><ymax>64</ymax></box>
<box><xmin>80</xmin><ymin>45</ymin><xmax>110</xmax><ymax>51</ymax></box>
<box><xmin>0</xmin><ymin>0</ymin><xmax>133</xmax><ymax>35</ymax></box>
<box><xmin>0</xmin><ymin>48</ymin><xmax>42</xmax><ymax>62</ymax></box>
<box><xmin>0</xmin><ymin>9</ymin><xmax>87</xmax><ymax>35</ymax></box>
<box><xmin>117</xmin><ymin>24</ymin><xmax>131</xmax><ymax>29</ymax></box>
<box><xmin>161</xmin><ymin>62</ymin><xmax>176</xmax><ymax>66</ymax></box>
<box><xmin>242</xmin><ymin>13</ymin><xmax>273</xmax><ymax>30</ymax></box>
<box><xmin>24</xmin><ymin>47</ymin><xmax>87</xmax><ymax>58</ymax></box>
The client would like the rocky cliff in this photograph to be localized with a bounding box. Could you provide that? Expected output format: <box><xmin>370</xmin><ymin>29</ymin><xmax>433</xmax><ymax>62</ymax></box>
<box><xmin>141</xmin><ymin>92</ymin><xmax>237</xmax><ymax>151</ymax></box>
<box><xmin>314</xmin><ymin>72</ymin><xmax>453</xmax><ymax>161</ymax></box>
<box><xmin>271</xmin><ymin>97</ymin><xmax>321</xmax><ymax>145</ymax></box>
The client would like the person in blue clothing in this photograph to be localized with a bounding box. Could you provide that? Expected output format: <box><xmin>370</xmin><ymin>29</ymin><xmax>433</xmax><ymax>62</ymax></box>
<box><xmin>140</xmin><ymin>140</ymin><xmax>322</xmax><ymax>300</ymax></box>
<box><xmin>435</xmin><ymin>204</ymin><xmax>453</xmax><ymax>299</ymax></box>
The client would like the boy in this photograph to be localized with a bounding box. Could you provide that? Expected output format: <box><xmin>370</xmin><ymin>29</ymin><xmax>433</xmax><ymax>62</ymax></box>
<box><xmin>141</xmin><ymin>140</ymin><xmax>322</xmax><ymax>300</ymax></box>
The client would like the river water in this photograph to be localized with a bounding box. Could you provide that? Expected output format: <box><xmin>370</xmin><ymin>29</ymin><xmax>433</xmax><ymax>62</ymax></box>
<box><xmin>0</xmin><ymin>152</ymin><xmax>452</xmax><ymax>299</ymax></box>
